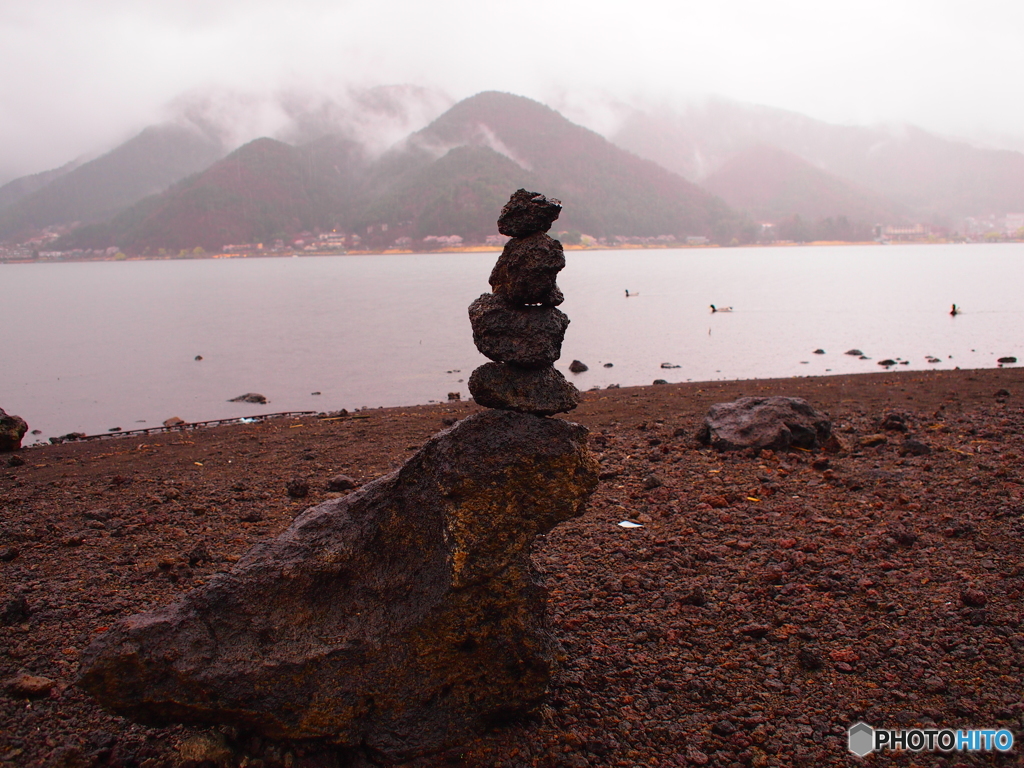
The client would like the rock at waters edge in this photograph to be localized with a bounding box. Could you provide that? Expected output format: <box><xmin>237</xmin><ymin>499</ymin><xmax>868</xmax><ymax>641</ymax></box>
<box><xmin>468</xmin><ymin>363</ymin><xmax>580</xmax><ymax>416</ymax></box>
<box><xmin>697</xmin><ymin>396</ymin><xmax>832</xmax><ymax>452</ymax></box>
<box><xmin>0</xmin><ymin>408</ymin><xmax>29</xmax><ymax>451</ymax></box>
<box><xmin>77</xmin><ymin>410</ymin><xmax>599</xmax><ymax>761</ymax></box>
<box><xmin>469</xmin><ymin>293</ymin><xmax>569</xmax><ymax>368</ymax></box>
<box><xmin>497</xmin><ymin>189</ymin><xmax>561</xmax><ymax>238</ymax></box>
<box><xmin>229</xmin><ymin>393</ymin><xmax>267</xmax><ymax>404</ymax></box>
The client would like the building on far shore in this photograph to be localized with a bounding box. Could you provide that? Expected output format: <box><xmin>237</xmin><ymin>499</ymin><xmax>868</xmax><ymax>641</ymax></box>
<box><xmin>879</xmin><ymin>224</ymin><xmax>927</xmax><ymax>242</ymax></box>
<box><xmin>222</xmin><ymin>243</ymin><xmax>262</xmax><ymax>254</ymax></box>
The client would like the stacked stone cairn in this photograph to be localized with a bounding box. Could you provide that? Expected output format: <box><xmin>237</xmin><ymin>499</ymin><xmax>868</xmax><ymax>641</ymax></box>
<box><xmin>468</xmin><ymin>189</ymin><xmax>580</xmax><ymax>415</ymax></box>
<box><xmin>77</xmin><ymin>188</ymin><xmax>600</xmax><ymax>763</ymax></box>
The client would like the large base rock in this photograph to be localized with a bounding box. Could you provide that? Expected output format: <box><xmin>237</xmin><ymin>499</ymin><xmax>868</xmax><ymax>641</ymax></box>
<box><xmin>469</xmin><ymin>363</ymin><xmax>580</xmax><ymax>415</ymax></box>
<box><xmin>0</xmin><ymin>409</ymin><xmax>28</xmax><ymax>451</ymax></box>
<box><xmin>77</xmin><ymin>411</ymin><xmax>599</xmax><ymax>761</ymax></box>
<box><xmin>697</xmin><ymin>396</ymin><xmax>832</xmax><ymax>451</ymax></box>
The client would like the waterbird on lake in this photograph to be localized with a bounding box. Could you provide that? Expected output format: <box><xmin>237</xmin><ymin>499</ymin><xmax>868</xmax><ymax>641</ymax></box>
<box><xmin>710</xmin><ymin>304</ymin><xmax>733</xmax><ymax>313</ymax></box>
<box><xmin>950</xmin><ymin>304</ymin><xmax>959</xmax><ymax>316</ymax></box>
<box><xmin>625</xmin><ymin>290</ymin><xmax>639</xmax><ymax>297</ymax></box>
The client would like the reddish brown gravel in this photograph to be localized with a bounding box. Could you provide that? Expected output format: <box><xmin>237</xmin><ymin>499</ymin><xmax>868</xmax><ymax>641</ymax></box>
<box><xmin>2</xmin><ymin>368</ymin><xmax>1023</xmax><ymax>767</ymax></box>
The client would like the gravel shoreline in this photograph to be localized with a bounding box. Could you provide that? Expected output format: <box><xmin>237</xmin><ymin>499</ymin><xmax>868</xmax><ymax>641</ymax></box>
<box><xmin>2</xmin><ymin>368</ymin><xmax>1023</xmax><ymax>767</ymax></box>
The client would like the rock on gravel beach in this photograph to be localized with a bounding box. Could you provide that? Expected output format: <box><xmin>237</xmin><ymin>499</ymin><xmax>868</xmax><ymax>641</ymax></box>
<box><xmin>2</xmin><ymin>368</ymin><xmax>1024</xmax><ymax>767</ymax></box>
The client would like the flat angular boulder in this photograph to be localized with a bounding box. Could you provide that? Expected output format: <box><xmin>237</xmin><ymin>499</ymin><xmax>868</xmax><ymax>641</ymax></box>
<box><xmin>469</xmin><ymin>363</ymin><xmax>580</xmax><ymax>416</ymax></box>
<box><xmin>697</xmin><ymin>396</ymin><xmax>832</xmax><ymax>452</ymax></box>
<box><xmin>0</xmin><ymin>408</ymin><xmax>28</xmax><ymax>451</ymax></box>
<box><xmin>497</xmin><ymin>189</ymin><xmax>561</xmax><ymax>237</ymax></box>
<box><xmin>77</xmin><ymin>410</ymin><xmax>599</xmax><ymax>761</ymax></box>
<box><xmin>489</xmin><ymin>232</ymin><xmax>565</xmax><ymax>307</ymax></box>
<box><xmin>469</xmin><ymin>293</ymin><xmax>569</xmax><ymax>368</ymax></box>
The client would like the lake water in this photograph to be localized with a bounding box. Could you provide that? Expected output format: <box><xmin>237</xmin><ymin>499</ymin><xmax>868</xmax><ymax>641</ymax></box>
<box><xmin>2</xmin><ymin>243</ymin><xmax>1022</xmax><ymax>443</ymax></box>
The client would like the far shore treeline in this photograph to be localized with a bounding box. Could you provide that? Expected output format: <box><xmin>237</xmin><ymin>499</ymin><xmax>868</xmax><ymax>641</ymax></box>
<box><xmin>3</xmin><ymin>91</ymin><xmax>1024</xmax><ymax>261</ymax></box>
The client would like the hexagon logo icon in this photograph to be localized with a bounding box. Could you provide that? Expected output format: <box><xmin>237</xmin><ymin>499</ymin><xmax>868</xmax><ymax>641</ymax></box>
<box><xmin>848</xmin><ymin>722</ymin><xmax>875</xmax><ymax>756</ymax></box>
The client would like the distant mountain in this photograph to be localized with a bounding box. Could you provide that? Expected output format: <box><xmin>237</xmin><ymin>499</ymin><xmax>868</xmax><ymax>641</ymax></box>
<box><xmin>701</xmin><ymin>144</ymin><xmax>906</xmax><ymax>225</ymax></box>
<box><xmin>611</xmin><ymin>98</ymin><xmax>1024</xmax><ymax>225</ymax></box>
<box><xmin>823</xmin><ymin>126</ymin><xmax>1024</xmax><ymax>224</ymax></box>
<box><xmin>351</xmin><ymin>91</ymin><xmax>734</xmax><ymax>242</ymax></box>
<box><xmin>2</xmin><ymin>85</ymin><xmax>453</xmax><ymax>246</ymax></box>
<box><xmin>0</xmin><ymin>158</ymin><xmax>83</xmax><ymax>212</ymax></box>
<box><xmin>57</xmin><ymin>91</ymin><xmax>741</xmax><ymax>253</ymax></box>
<box><xmin>611</xmin><ymin>98</ymin><xmax>861</xmax><ymax>183</ymax></box>
<box><xmin>15</xmin><ymin>88</ymin><xmax>1024</xmax><ymax>251</ymax></box>
<box><xmin>355</xmin><ymin>144</ymin><xmax>539</xmax><ymax>244</ymax></box>
<box><xmin>0</xmin><ymin>123</ymin><xmax>225</xmax><ymax>240</ymax></box>
<box><xmin>61</xmin><ymin>135</ymin><xmax>366</xmax><ymax>252</ymax></box>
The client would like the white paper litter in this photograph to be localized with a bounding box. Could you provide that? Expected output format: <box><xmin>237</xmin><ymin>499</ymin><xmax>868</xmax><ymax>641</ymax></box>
<box><xmin>617</xmin><ymin>520</ymin><xmax>644</xmax><ymax>528</ymax></box>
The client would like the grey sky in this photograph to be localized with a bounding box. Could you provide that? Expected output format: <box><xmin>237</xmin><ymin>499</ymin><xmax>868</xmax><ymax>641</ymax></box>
<box><xmin>3</xmin><ymin>0</ymin><xmax>1023</xmax><ymax>182</ymax></box>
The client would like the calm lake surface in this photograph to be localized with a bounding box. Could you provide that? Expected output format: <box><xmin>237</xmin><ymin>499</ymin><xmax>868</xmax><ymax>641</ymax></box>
<box><xmin>2</xmin><ymin>243</ymin><xmax>1022</xmax><ymax>443</ymax></box>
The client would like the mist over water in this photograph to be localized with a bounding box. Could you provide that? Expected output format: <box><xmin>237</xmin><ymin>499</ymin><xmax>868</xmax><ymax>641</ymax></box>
<box><xmin>2</xmin><ymin>243</ymin><xmax>1022</xmax><ymax>443</ymax></box>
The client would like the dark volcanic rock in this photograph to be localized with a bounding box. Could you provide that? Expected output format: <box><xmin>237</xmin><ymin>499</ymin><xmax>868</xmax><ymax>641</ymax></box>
<box><xmin>1</xmin><ymin>594</ymin><xmax>29</xmax><ymax>625</ymax></box>
<box><xmin>900</xmin><ymin>438</ymin><xmax>933</xmax><ymax>456</ymax></box>
<box><xmin>78</xmin><ymin>411</ymin><xmax>598</xmax><ymax>760</ymax></box>
<box><xmin>285</xmin><ymin>478</ymin><xmax>309</xmax><ymax>498</ymax></box>
<box><xmin>0</xmin><ymin>408</ymin><xmax>28</xmax><ymax>451</ymax></box>
<box><xmin>568</xmin><ymin>360</ymin><xmax>588</xmax><ymax>373</ymax></box>
<box><xmin>469</xmin><ymin>293</ymin><xmax>569</xmax><ymax>368</ymax></box>
<box><xmin>880</xmin><ymin>412</ymin><xmax>910</xmax><ymax>432</ymax></box>
<box><xmin>327</xmin><ymin>474</ymin><xmax>358</xmax><ymax>492</ymax></box>
<box><xmin>697</xmin><ymin>396</ymin><xmax>832</xmax><ymax>452</ymax></box>
<box><xmin>489</xmin><ymin>232</ymin><xmax>565</xmax><ymax>307</ymax></box>
<box><xmin>497</xmin><ymin>189</ymin><xmax>561</xmax><ymax>238</ymax></box>
<box><xmin>469</xmin><ymin>363</ymin><xmax>580</xmax><ymax>416</ymax></box>
<box><xmin>5</xmin><ymin>673</ymin><xmax>57</xmax><ymax>699</ymax></box>
<box><xmin>229</xmin><ymin>393</ymin><xmax>267</xmax><ymax>404</ymax></box>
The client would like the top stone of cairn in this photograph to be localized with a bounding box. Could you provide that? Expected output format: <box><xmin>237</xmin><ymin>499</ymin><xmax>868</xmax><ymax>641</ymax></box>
<box><xmin>497</xmin><ymin>189</ymin><xmax>562</xmax><ymax>237</ymax></box>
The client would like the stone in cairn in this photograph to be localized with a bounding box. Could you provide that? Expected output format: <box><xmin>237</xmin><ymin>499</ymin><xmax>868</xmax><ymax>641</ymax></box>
<box><xmin>469</xmin><ymin>189</ymin><xmax>580</xmax><ymax>415</ymax></box>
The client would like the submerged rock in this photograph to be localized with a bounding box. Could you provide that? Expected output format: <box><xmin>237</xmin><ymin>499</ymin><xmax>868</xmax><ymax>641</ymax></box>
<box><xmin>78</xmin><ymin>410</ymin><xmax>599</xmax><ymax>761</ymax></box>
<box><xmin>697</xmin><ymin>396</ymin><xmax>832</xmax><ymax>452</ymax></box>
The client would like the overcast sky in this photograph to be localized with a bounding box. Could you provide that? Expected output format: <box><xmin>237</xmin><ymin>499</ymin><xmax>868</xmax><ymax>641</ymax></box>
<box><xmin>3</xmin><ymin>0</ymin><xmax>1023</xmax><ymax>182</ymax></box>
